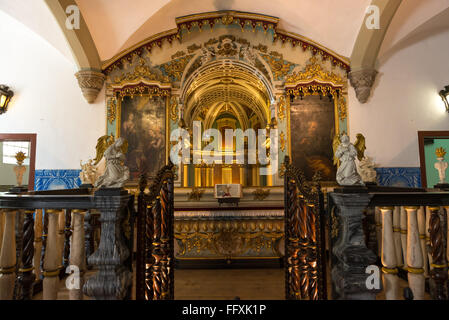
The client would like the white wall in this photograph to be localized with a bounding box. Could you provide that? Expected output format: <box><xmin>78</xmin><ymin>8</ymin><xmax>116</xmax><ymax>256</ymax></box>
<box><xmin>0</xmin><ymin>10</ymin><xmax>106</xmax><ymax>170</ymax></box>
<box><xmin>348</xmin><ymin>28</ymin><xmax>449</xmax><ymax>168</ymax></box>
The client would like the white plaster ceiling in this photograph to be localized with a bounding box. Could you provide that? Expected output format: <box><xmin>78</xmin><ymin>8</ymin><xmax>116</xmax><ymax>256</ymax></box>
<box><xmin>0</xmin><ymin>0</ymin><xmax>74</xmax><ymax>62</ymax></box>
<box><xmin>1</xmin><ymin>0</ymin><xmax>449</xmax><ymax>65</ymax></box>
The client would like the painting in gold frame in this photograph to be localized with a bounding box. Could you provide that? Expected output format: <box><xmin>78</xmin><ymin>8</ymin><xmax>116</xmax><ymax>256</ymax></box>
<box><xmin>287</xmin><ymin>94</ymin><xmax>337</xmax><ymax>181</ymax></box>
<box><xmin>116</xmin><ymin>94</ymin><xmax>169</xmax><ymax>180</ymax></box>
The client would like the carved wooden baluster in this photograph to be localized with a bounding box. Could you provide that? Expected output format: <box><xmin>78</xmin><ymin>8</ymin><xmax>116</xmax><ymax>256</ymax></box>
<box><xmin>160</xmin><ymin>182</ymin><xmax>170</xmax><ymax>299</ymax></box>
<box><xmin>417</xmin><ymin>206</ymin><xmax>429</xmax><ymax>278</ymax></box>
<box><xmin>405</xmin><ymin>206</ymin><xmax>425</xmax><ymax>300</ymax></box>
<box><xmin>429</xmin><ymin>206</ymin><xmax>448</xmax><ymax>300</ymax></box>
<box><xmin>43</xmin><ymin>210</ymin><xmax>63</xmax><ymax>300</ymax></box>
<box><xmin>306</xmin><ymin>203</ymin><xmax>319</xmax><ymax>300</ymax></box>
<box><xmin>400</xmin><ymin>207</ymin><xmax>408</xmax><ymax>271</ymax></box>
<box><xmin>33</xmin><ymin>210</ymin><xmax>43</xmax><ymax>283</ymax></box>
<box><xmin>136</xmin><ymin>174</ymin><xmax>147</xmax><ymax>300</ymax></box>
<box><xmin>151</xmin><ymin>198</ymin><xmax>163</xmax><ymax>300</ymax></box>
<box><xmin>285</xmin><ymin>179</ymin><xmax>298</xmax><ymax>299</ymax></box>
<box><xmin>374</xmin><ymin>207</ymin><xmax>382</xmax><ymax>257</ymax></box>
<box><xmin>167</xmin><ymin>177</ymin><xmax>175</xmax><ymax>300</ymax></box>
<box><xmin>83</xmin><ymin>210</ymin><xmax>92</xmax><ymax>269</ymax></box>
<box><xmin>298</xmin><ymin>196</ymin><xmax>309</xmax><ymax>299</ymax></box>
<box><xmin>426</xmin><ymin>207</ymin><xmax>433</xmax><ymax>274</ymax></box>
<box><xmin>63</xmin><ymin>209</ymin><xmax>72</xmax><ymax>270</ymax></box>
<box><xmin>393</xmin><ymin>207</ymin><xmax>403</xmax><ymax>270</ymax></box>
<box><xmin>0</xmin><ymin>210</ymin><xmax>4</xmax><ymax>253</ymax></box>
<box><xmin>0</xmin><ymin>210</ymin><xmax>17</xmax><ymax>300</ymax></box>
<box><xmin>380</xmin><ymin>207</ymin><xmax>399</xmax><ymax>300</ymax></box>
<box><xmin>69</xmin><ymin>210</ymin><xmax>86</xmax><ymax>300</ymax></box>
<box><xmin>144</xmin><ymin>202</ymin><xmax>155</xmax><ymax>300</ymax></box>
<box><xmin>17</xmin><ymin>210</ymin><xmax>36</xmax><ymax>300</ymax></box>
<box><xmin>40</xmin><ymin>210</ymin><xmax>49</xmax><ymax>281</ymax></box>
<box><xmin>57</xmin><ymin>210</ymin><xmax>65</xmax><ymax>270</ymax></box>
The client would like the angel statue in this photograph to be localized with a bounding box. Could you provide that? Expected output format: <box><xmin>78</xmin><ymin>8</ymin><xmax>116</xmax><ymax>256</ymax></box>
<box><xmin>79</xmin><ymin>159</ymin><xmax>97</xmax><ymax>186</ymax></box>
<box><xmin>93</xmin><ymin>135</ymin><xmax>130</xmax><ymax>188</ymax></box>
<box><xmin>333</xmin><ymin>133</ymin><xmax>365</xmax><ymax>186</ymax></box>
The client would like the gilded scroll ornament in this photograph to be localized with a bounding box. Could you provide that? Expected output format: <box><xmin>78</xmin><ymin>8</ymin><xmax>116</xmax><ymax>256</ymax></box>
<box><xmin>252</xmin><ymin>188</ymin><xmax>271</xmax><ymax>201</ymax></box>
<box><xmin>161</xmin><ymin>56</ymin><xmax>193</xmax><ymax>81</ymax></box>
<box><xmin>113</xmin><ymin>58</ymin><xmax>170</xmax><ymax>85</ymax></box>
<box><xmin>175</xmin><ymin>219</ymin><xmax>284</xmax><ymax>258</ymax></box>
<box><xmin>107</xmin><ymin>98</ymin><xmax>116</xmax><ymax>124</ymax></box>
<box><xmin>278</xmin><ymin>96</ymin><xmax>286</xmax><ymax>121</ymax></box>
<box><xmin>187</xmin><ymin>187</ymin><xmax>205</xmax><ymax>201</ymax></box>
<box><xmin>338</xmin><ymin>95</ymin><xmax>347</xmax><ymax>120</ymax></box>
<box><xmin>170</xmin><ymin>96</ymin><xmax>179</xmax><ymax>121</ymax></box>
<box><xmin>280</xmin><ymin>131</ymin><xmax>286</xmax><ymax>152</ymax></box>
<box><xmin>285</xmin><ymin>57</ymin><xmax>344</xmax><ymax>86</ymax></box>
<box><xmin>262</xmin><ymin>54</ymin><xmax>294</xmax><ymax>80</ymax></box>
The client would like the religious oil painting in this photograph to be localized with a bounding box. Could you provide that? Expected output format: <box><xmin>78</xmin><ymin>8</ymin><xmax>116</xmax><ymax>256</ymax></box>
<box><xmin>289</xmin><ymin>95</ymin><xmax>336</xmax><ymax>181</ymax></box>
<box><xmin>120</xmin><ymin>95</ymin><xmax>166</xmax><ymax>179</ymax></box>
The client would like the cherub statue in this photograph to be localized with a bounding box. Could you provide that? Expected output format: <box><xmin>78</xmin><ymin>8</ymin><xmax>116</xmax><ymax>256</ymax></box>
<box><xmin>240</xmin><ymin>45</ymin><xmax>256</xmax><ymax>66</ymax></box>
<box><xmin>333</xmin><ymin>133</ymin><xmax>365</xmax><ymax>186</ymax></box>
<box><xmin>358</xmin><ymin>156</ymin><xmax>377</xmax><ymax>183</ymax></box>
<box><xmin>79</xmin><ymin>159</ymin><xmax>98</xmax><ymax>185</ymax></box>
<box><xmin>93</xmin><ymin>135</ymin><xmax>130</xmax><ymax>188</ymax></box>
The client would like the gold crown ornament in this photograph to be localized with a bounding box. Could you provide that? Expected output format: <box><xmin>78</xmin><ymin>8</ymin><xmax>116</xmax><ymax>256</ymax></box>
<box><xmin>15</xmin><ymin>151</ymin><xmax>26</xmax><ymax>165</ymax></box>
<box><xmin>435</xmin><ymin>147</ymin><xmax>447</xmax><ymax>158</ymax></box>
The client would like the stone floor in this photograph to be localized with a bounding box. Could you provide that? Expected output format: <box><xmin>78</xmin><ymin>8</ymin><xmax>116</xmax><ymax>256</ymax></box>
<box><xmin>32</xmin><ymin>267</ymin><xmax>430</xmax><ymax>300</ymax></box>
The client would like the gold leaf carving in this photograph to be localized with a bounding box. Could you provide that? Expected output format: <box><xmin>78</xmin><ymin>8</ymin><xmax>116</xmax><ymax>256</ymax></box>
<box><xmin>278</xmin><ymin>96</ymin><xmax>286</xmax><ymax>121</ymax></box>
<box><xmin>280</xmin><ymin>131</ymin><xmax>286</xmax><ymax>152</ymax></box>
<box><xmin>170</xmin><ymin>96</ymin><xmax>179</xmax><ymax>121</ymax></box>
<box><xmin>285</xmin><ymin>57</ymin><xmax>344</xmax><ymax>86</ymax></box>
<box><xmin>113</xmin><ymin>58</ymin><xmax>170</xmax><ymax>85</ymax></box>
<box><xmin>107</xmin><ymin>98</ymin><xmax>116</xmax><ymax>124</ymax></box>
<box><xmin>161</xmin><ymin>56</ymin><xmax>193</xmax><ymax>81</ymax></box>
<box><xmin>262</xmin><ymin>54</ymin><xmax>294</xmax><ymax>80</ymax></box>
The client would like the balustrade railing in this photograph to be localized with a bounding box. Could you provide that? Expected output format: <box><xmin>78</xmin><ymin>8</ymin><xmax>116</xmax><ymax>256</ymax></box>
<box><xmin>328</xmin><ymin>185</ymin><xmax>449</xmax><ymax>300</ymax></box>
<box><xmin>0</xmin><ymin>188</ymin><xmax>133</xmax><ymax>300</ymax></box>
<box><xmin>136</xmin><ymin>162</ymin><xmax>175</xmax><ymax>300</ymax></box>
<box><xmin>283</xmin><ymin>156</ymin><xmax>327</xmax><ymax>300</ymax></box>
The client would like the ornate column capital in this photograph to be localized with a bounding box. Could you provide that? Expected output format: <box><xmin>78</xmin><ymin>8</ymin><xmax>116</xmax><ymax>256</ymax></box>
<box><xmin>75</xmin><ymin>69</ymin><xmax>106</xmax><ymax>104</ymax></box>
<box><xmin>348</xmin><ymin>69</ymin><xmax>378</xmax><ymax>104</ymax></box>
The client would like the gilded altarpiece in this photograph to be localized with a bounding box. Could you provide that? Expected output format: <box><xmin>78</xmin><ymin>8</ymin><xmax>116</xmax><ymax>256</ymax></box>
<box><xmin>101</xmin><ymin>11</ymin><xmax>350</xmax><ymax>262</ymax></box>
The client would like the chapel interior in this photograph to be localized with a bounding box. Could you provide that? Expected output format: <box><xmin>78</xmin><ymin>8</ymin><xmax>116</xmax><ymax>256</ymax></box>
<box><xmin>1</xmin><ymin>0</ymin><xmax>449</xmax><ymax>302</ymax></box>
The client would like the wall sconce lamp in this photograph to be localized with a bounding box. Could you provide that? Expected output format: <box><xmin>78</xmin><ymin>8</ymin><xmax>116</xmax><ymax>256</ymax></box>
<box><xmin>440</xmin><ymin>85</ymin><xmax>449</xmax><ymax>113</ymax></box>
<box><xmin>0</xmin><ymin>85</ymin><xmax>14</xmax><ymax>114</ymax></box>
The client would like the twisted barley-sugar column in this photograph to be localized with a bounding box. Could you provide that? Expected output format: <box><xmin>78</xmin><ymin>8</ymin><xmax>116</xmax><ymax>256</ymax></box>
<box><xmin>0</xmin><ymin>210</ymin><xmax>5</xmax><ymax>251</ymax></box>
<box><xmin>374</xmin><ymin>207</ymin><xmax>382</xmax><ymax>257</ymax></box>
<box><xmin>33</xmin><ymin>210</ymin><xmax>43</xmax><ymax>282</ymax></box>
<box><xmin>57</xmin><ymin>210</ymin><xmax>65</xmax><ymax>267</ymax></box>
<box><xmin>43</xmin><ymin>210</ymin><xmax>63</xmax><ymax>300</ymax></box>
<box><xmin>417</xmin><ymin>207</ymin><xmax>429</xmax><ymax>278</ymax></box>
<box><xmin>392</xmin><ymin>207</ymin><xmax>403</xmax><ymax>269</ymax></box>
<box><xmin>400</xmin><ymin>207</ymin><xmax>408</xmax><ymax>271</ymax></box>
<box><xmin>429</xmin><ymin>206</ymin><xmax>448</xmax><ymax>300</ymax></box>
<box><xmin>425</xmin><ymin>207</ymin><xmax>433</xmax><ymax>272</ymax></box>
<box><xmin>405</xmin><ymin>206</ymin><xmax>425</xmax><ymax>300</ymax></box>
<box><xmin>380</xmin><ymin>207</ymin><xmax>399</xmax><ymax>300</ymax></box>
<box><xmin>69</xmin><ymin>210</ymin><xmax>86</xmax><ymax>300</ymax></box>
<box><xmin>63</xmin><ymin>210</ymin><xmax>72</xmax><ymax>270</ymax></box>
<box><xmin>18</xmin><ymin>210</ymin><xmax>36</xmax><ymax>300</ymax></box>
<box><xmin>0</xmin><ymin>210</ymin><xmax>17</xmax><ymax>300</ymax></box>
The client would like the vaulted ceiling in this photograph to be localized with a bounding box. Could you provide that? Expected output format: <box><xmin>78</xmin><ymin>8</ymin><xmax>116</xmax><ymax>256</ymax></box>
<box><xmin>1</xmin><ymin>0</ymin><xmax>449</xmax><ymax>82</ymax></box>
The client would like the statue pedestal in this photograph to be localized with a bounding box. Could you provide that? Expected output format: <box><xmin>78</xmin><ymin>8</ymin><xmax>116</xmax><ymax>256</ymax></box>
<box><xmin>83</xmin><ymin>188</ymin><xmax>132</xmax><ymax>300</ymax></box>
<box><xmin>330</xmin><ymin>190</ymin><xmax>380</xmax><ymax>300</ymax></box>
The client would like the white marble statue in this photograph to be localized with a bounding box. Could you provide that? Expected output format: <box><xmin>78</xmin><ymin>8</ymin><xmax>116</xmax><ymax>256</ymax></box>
<box><xmin>240</xmin><ymin>45</ymin><xmax>256</xmax><ymax>66</ymax></box>
<box><xmin>334</xmin><ymin>133</ymin><xmax>364</xmax><ymax>186</ymax></box>
<box><xmin>200</xmin><ymin>47</ymin><xmax>214</xmax><ymax>65</ymax></box>
<box><xmin>358</xmin><ymin>156</ymin><xmax>377</xmax><ymax>183</ymax></box>
<box><xmin>94</xmin><ymin>137</ymin><xmax>130</xmax><ymax>188</ymax></box>
<box><xmin>79</xmin><ymin>159</ymin><xmax>98</xmax><ymax>185</ymax></box>
<box><xmin>434</xmin><ymin>147</ymin><xmax>448</xmax><ymax>184</ymax></box>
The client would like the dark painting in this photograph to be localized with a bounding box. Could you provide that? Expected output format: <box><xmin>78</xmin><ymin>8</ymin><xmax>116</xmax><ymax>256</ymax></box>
<box><xmin>120</xmin><ymin>95</ymin><xmax>166</xmax><ymax>179</ymax></box>
<box><xmin>290</xmin><ymin>95</ymin><xmax>336</xmax><ymax>181</ymax></box>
